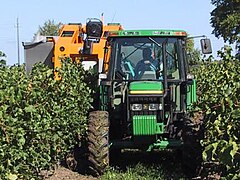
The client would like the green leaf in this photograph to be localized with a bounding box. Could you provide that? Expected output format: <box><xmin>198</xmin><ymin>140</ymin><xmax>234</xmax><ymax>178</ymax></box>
<box><xmin>18</xmin><ymin>136</ymin><xmax>26</xmax><ymax>147</ymax></box>
<box><xmin>24</xmin><ymin>105</ymin><xmax>36</xmax><ymax>113</ymax></box>
<box><xmin>7</xmin><ymin>173</ymin><xmax>18</xmax><ymax>180</ymax></box>
<box><xmin>230</xmin><ymin>141</ymin><xmax>239</xmax><ymax>159</ymax></box>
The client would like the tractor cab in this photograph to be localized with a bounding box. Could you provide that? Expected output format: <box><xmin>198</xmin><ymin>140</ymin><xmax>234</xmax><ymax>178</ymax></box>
<box><xmin>107</xmin><ymin>35</ymin><xmax>183</xmax><ymax>81</ymax></box>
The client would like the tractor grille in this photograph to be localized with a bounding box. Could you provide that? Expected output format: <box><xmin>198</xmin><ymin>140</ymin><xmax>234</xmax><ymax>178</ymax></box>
<box><xmin>133</xmin><ymin>115</ymin><xmax>157</xmax><ymax>135</ymax></box>
<box><xmin>128</xmin><ymin>96</ymin><xmax>164</xmax><ymax>136</ymax></box>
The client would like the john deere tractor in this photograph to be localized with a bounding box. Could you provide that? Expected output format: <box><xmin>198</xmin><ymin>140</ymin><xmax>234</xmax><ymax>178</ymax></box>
<box><xmin>87</xmin><ymin>29</ymin><xmax>211</xmax><ymax>176</ymax></box>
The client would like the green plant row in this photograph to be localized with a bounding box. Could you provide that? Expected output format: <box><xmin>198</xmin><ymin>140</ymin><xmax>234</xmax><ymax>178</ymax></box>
<box><xmin>192</xmin><ymin>47</ymin><xmax>240</xmax><ymax>179</ymax></box>
<box><xmin>0</xmin><ymin>59</ymin><xmax>92</xmax><ymax>179</ymax></box>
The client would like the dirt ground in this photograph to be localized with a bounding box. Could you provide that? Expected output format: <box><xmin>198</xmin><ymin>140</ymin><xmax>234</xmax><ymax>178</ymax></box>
<box><xmin>46</xmin><ymin>166</ymin><xmax>98</xmax><ymax>180</ymax></box>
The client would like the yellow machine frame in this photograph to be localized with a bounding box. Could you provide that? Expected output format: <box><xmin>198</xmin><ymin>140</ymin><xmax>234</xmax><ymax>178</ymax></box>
<box><xmin>52</xmin><ymin>22</ymin><xmax>123</xmax><ymax>71</ymax></box>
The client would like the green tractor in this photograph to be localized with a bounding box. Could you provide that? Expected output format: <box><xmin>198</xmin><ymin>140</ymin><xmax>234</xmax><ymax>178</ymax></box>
<box><xmin>87</xmin><ymin>29</ymin><xmax>211</xmax><ymax>177</ymax></box>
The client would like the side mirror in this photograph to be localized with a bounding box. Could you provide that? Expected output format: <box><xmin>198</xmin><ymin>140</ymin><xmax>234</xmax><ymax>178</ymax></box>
<box><xmin>200</xmin><ymin>38</ymin><xmax>212</xmax><ymax>54</ymax></box>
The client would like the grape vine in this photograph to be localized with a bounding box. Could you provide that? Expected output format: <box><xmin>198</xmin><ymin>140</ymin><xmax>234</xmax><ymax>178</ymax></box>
<box><xmin>193</xmin><ymin>47</ymin><xmax>240</xmax><ymax>179</ymax></box>
<box><xmin>0</xmin><ymin>59</ymin><xmax>92</xmax><ymax>179</ymax></box>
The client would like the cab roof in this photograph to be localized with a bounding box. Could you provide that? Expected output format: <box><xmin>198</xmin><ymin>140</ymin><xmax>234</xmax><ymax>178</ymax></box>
<box><xmin>108</xmin><ymin>29</ymin><xmax>187</xmax><ymax>37</ymax></box>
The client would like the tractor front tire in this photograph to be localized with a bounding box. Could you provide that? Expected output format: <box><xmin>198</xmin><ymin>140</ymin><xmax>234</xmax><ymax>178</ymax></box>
<box><xmin>87</xmin><ymin>111</ymin><xmax>109</xmax><ymax>176</ymax></box>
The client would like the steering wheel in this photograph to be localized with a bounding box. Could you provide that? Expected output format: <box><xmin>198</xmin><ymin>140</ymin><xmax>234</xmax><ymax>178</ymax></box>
<box><xmin>135</xmin><ymin>62</ymin><xmax>146</xmax><ymax>79</ymax></box>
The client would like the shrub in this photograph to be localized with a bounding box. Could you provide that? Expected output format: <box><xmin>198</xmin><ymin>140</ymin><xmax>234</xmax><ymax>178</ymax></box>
<box><xmin>193</xmin><ymin>47</ymin><xmax>240</xmax><ymax>179</ymax></box>
<box><xmin>0</xmin><ymin>59</ymin><xmax>92</xmax><ymax>179</ymax></box>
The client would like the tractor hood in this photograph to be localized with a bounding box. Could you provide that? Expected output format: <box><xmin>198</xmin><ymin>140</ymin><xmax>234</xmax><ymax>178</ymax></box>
<box><xmin>129</xmin><ymin>81</ymin><xmax>164</xmax><ymax>95</ymax></box>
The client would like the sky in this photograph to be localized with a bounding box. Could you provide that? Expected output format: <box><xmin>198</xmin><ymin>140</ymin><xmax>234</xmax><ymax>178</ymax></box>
<box><xmin>0</xmin><ymin>0</ymin><xmax>234</xmax><ymax>65</ymax></box>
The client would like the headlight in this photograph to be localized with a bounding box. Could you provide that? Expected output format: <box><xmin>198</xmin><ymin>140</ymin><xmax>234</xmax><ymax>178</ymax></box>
<box><xmin>131</xmin><ymin>103</ymin><xmax>163</xmax><ymax>111</ymax></box>
<box><xmin>131</xmin><ymin>104</ymin><xmax>142</xmax><ymax>111</ymax></box>
<box><xmin>149</xmin><ymin>104</ymin><xmax>159</xmax><ymax>111</ymax></box>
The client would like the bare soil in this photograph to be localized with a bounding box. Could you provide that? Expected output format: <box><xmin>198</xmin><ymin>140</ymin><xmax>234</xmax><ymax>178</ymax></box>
<box><xmin>46</xmin><ymin>166</ymin><xmax>98</xmax><ymax>180</ymax></box>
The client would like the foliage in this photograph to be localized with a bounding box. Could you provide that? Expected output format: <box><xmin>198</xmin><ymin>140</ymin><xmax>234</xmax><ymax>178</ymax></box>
<box><xmin>210</xmin><ymin>0</ymin><xmax>240</xmax><ymax>44</ymax></box>
<box><xmin>0</xmin><ymin>51</ymin><xmax>6</xmax><ymax>65</ymax></box>
<box><xmin>101</xmin><ymin>163</ymin><xmax>184</xmax><ymax>180</ymax></box>
<box><xmin>33</xmin><ymin>20</ymin><xmax>63</xmax><ymax>39</ymax></box>
<box><xmin>187</xmin><ymin>48</ymin><xmax>201</xmax><ymax>66</ymax></box>
<box><xmin>186</xmin><ymin>38</ymin><xmax>201</xmax><ymax>66</ymax></box>
<box><xmin>186</xmin><ymin>38</ymin><xmax>195</xmax><ymax>53</ymax></box>
<box><xmin>236</xmin><ymin>43</ymin><xmax>240</xmax><ymax>60</ymax></box>
<box><xmin>102</xmin><ymin>164</ymin><xmax>164</xmax><ymax>180</ymax></box>
<box><xmin>39</xmin><ymin>19</ymin><xmax>63</xmax><ymax>36</ymax></box>
<box><xmin>101</xmin><ymin>150</ymin><xmax>186</xmax><ymax>180</ymax></box>
<box><xmin>192</xmin><ymin>46</ymin><xmax>240</xmax><ymax>178</ymax></box>
<box><xmin>0</xmin><ymin>51</ymin><xmax>6</xmax><ymax>58</ymax></box>
<box><xmin>0</xmin><ymin>59</ymin><xmax>92</xmax><ymax>179</ymax></box>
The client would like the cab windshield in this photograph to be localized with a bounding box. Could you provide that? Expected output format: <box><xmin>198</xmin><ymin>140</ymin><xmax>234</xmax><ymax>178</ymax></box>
<box><xmin>110</xmin><ymin>37</ymin><xmax>181</xmax><ymax>80</ymax></box>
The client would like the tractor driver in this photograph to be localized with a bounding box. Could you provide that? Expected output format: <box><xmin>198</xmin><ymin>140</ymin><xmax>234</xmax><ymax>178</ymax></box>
<box><xmin>135</xmin><ymin>48</ymin><xmax>159</xmax><ymax>79</ymax></box>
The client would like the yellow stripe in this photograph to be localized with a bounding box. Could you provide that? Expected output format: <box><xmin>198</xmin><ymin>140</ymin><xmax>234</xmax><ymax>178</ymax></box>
<box><xmin>129</xmin><ymin>90</ymin><xmax>164</xmax><ymax>94</ymax></box>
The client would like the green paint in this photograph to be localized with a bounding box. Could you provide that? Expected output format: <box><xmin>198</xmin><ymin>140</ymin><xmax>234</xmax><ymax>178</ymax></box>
<box><xmin>156</xmin><ymin>123</ymin><xmax>164</xmax><ymax>134</ymax></box>
<box><xmin>133</xmin><ymin>115</ymin><xmax>164</xmax><ymax>135</ymax></box>
<box><xmin>193</xmin><ymin>79</ymin><xmax>197</xmax><ymax>102</ymax></box>
<box><xmin>100</xmin><ymin>85</ymin><xmax>108</xmax><ymax>111</ymax></box>
<box><xmin>187</xmin><ymin>79</ymin><xmax>197</xmax><ymax>109</ymax></box>
<box><xmin>99</xmin><ymin>86</ymin><xmax>104</xmax><ymax>111</ymax></box>
<box><xmin>109</xmin><ymin>30</ymin><xmax>187</xmax><ymax>37</ymax></box>
<box><xmin>147</xmin><ymin>139</ymin><xmax>183</xmax><ymax>151</ymax></box>
<box><xmin>129</xmin><ymin>81</ymin><xmax>163</xmax><ymax>91</ymax></box>
<box><xmin>133</xmin><ymin>115</ymin><xmax>156</xmax><ymax>135</ymax></box>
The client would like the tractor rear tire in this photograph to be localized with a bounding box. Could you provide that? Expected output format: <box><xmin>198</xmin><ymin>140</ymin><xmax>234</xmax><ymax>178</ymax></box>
<box><xmin>87</xmin><ymin>111</ymin><xmax>109</xmax><ymax>176</ymax></box>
